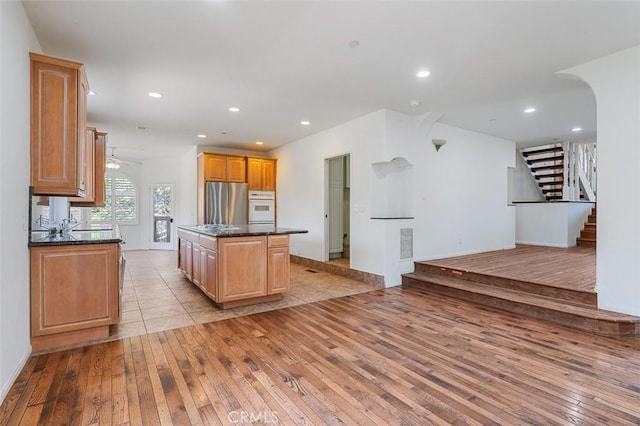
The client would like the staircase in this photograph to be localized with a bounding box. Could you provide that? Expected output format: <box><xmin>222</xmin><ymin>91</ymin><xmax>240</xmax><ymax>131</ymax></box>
<box><xmin>577</xmin><ymin>205</ymin><xmax>597</xmax><ymax>247</ymax></box>
<box><xmin>521</xmin><ymin>144</ymin><xmax>564</xmax><ymax>200</ymax></box>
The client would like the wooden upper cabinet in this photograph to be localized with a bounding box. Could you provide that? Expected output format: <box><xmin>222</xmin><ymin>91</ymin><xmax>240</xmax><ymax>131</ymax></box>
<box><xmin>92</xmin><ymin>132</ymin><xmax>107</xmax><ymax>206</ymax></box>
<box><xmin>227</xmin><ymin>156</ymin><xmax>246</xmax><ymax>182</ymax></box>
<box><xmin>201</xmin><ymin>153</ymin><xmax>246</xmax><ymax>182</ymax></box>
<box><xmin>247</xmin><ymin>157</ymin><xmax>277</xmax><ymax>191</ymax></box>
<box><xmin>204</xmin><ymin>154</ymin><xmax>227</xmax><ymax>181</ymax></box>
<box><xmin>262</xmin><ymin>159</ymin><xmax>276</xmax><ymax>191</ymax></box>
<box><xmin>70</xmin><ymin>130</ymin><xmax>107</xmax><ymax>207</ymax></box>
<box><xmin>247</xmin><ymin>157</ymin><xmax>262</xmax><ymax>189</ymax></box>
<box><xmin>30</xmin><ymin>52</ymin><xmax>89</xmax><ymax>197</ymax></box>
<box><xmin>69</xmin><ymin>127</ymin><xmax>95</xmax><ymax>204</ymax></box>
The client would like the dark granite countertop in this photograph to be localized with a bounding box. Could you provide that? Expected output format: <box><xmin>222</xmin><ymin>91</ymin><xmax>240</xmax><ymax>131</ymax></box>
<box><xmin>178</xmin><ymin>224</ymin><xmax>308</xmax><ymax>238</ymax></box>
<box><xmin>29</xmin><ymin>225</ymin><xmax>122</xmax><ymax>247</ymax></box>
<box><xmin>511</xmin><ymin>200</ymin><xmax>596</xmax><ymax>204</ymax></box>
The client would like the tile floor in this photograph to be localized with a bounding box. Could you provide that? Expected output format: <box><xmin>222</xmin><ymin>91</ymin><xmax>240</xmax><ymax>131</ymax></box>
<box><xmin>109</xmin><ymin>250</ymin><xmax>377</xmax><ymax>341</ymax></box>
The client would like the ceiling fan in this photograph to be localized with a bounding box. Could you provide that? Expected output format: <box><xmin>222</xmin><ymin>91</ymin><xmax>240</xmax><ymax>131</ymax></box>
<box><xmin>106</xmin><ymin>147</ymin><xmax>142</xmax><ymax>169</ymax></box>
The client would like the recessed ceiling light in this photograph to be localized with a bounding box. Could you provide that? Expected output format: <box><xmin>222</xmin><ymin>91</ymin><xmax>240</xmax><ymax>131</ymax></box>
<box><xmin>136</xmin><ymin>126</ymin><xmax>147</xmax><ymax>130</ymax></box>
<box><xmin>348</xmin><ymin>40</ymin><xmax>360</xmax><ymax>48</ymax></box>
<box><xmin>416</xmin><ymin>70</ymin><xmax>430</xmax><ymax>78</ymax></box>
<box><xmin>228</xmin><ymin>107</ymin><xmax>240</xmax><ymax>112</ymax></box>
<box><xmin>256</xmin><ymin>141</ymin><xmax>264</xmax><ymax>145</ymax></box>
<box><xmin>571</xmin><ymin>127</ymin><xmax>582</xmax><ymax>132</ymax></box>
<box><xmin>410</xmin><ymin>100</ymin><xmax>421</xmax><ymax>107</ymax></box>
<box><xmin>88</xmin><ymin>90</ymin><xmax>96</xmax><ymax>96</ymax></box>
<box><xmin>221</xmin><ymin>131</ymin><xmax>228</xmax><ymax>135</ymax></box>
<box><xmin>148</xmin><ymin>92</ymin><xmax>163</xmax><ymax>98</ymax></box>
<box><xmin>197</xmin><ymin>134</ymin><xmax>207</xmax><ymax>138</ymax></box>
<box><xmin>524</xmin><ymin>107</ymin><xmax>536</xmax><ymax>113</ymax></box>
<box><xmin>300</xmin><ymin>121</ymin><xmax>311</xmax><ymax>126</ymax></box>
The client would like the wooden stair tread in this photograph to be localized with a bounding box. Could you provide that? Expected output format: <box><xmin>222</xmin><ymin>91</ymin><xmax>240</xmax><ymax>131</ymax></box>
<box><xmin>539</xmin><ymin>181</ymin><xmax>563</xmax><ymax>187</ymax></box>
<box><xmin>535</xmin><ymin>172</ymin><xmax>564</xmax><ymax>178</ymax></box>
<box><xmin>403</xmin><ymin>272</ymin><xmax>639</xmax><ymax>336</ymax></box>
<box><xmin>531</xmin><ymin>164</ymin><xmax>564</xmax><ymax>171</ymax></box>
<box><xmin>527</xmin><ymin>156</ymin><xmax>564</xmax><ymax>165</ymax></box>
<box><xmin>413</xmin><ymin>262</ymin><xmax>596</xmax><ymax>305</ymax></box>
<box><xmin>404</xmin><ymin>272</ymin><xmax>639</xmax><ymax>322</ymax></box>
<box><xmin>522</xmin><ymin>146</ymin><xmax>563</xmax><ymax>156</ymax></box>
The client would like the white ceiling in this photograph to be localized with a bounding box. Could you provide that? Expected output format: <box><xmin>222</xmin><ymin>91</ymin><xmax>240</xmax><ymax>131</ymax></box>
<box><xmin>22</xmin><ymin>1</ymin><xmax>640</xmax><ymax>161</ymax></box>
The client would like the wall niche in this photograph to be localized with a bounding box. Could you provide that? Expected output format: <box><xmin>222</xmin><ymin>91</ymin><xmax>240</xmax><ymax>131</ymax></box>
<box><xmin>371</xmin><ymin>157</ymin><xmax>414</xmax><ymax>219</ymax></box>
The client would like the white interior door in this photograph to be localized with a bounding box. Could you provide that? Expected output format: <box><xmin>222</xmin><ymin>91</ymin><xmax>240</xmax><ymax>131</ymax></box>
<box><xmin>327</xmin><ymin>157</ymin><xmax>344</xmax><ymax>258</ymax></box>
<box><xmin>150</xmin><ymin>183</ymin><xmax>174</xmax><ymax>250</ymax></box>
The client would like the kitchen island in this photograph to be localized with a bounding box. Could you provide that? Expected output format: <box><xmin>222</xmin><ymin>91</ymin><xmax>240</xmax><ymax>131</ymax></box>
<box><xmin>29</xmin><ymin>226</ymin><xmax>124</xmax><ymax>352</ymax></box>
<box><xmin>177</xmin><ymin>224</ymin><xmax>307</xmax><ymax>309</ymax></box>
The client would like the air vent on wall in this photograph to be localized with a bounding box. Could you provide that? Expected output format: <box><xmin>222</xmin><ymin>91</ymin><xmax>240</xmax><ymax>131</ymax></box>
<box><xmin>400</xmin><ymin>228</ymin><xmax>413</xmax><ymax>260</ymax></box>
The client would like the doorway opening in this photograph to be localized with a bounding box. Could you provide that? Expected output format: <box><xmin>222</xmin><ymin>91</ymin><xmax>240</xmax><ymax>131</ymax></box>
<box><xmin>150</xmin><ymin>183</ymin><xmax>174</xmax><ymax>250</ymax></box>
<box><xmin>325</xmin><ymin>154</ymin><xmax>351</xmax><ymax>266</ymax></box>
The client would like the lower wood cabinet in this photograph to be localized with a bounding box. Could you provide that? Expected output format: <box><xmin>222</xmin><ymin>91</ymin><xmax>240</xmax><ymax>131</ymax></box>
<box><xmin>177</xmin><ymin>230</ymin><xmax>290</xmax><ymax>309</ymax></box>
<box><xmin>192</xmin><ymin>243</ymin><xmax>202</xmax><ymax>287</ymax></box>
<box><xmin>30</xmin><ymin>243</ymin><xmax>120</xmax><ymax>352</ymax></box>
<box><xmin>268</xmin><ymin>235</ymin><xmax>290</xmax><ymax>294</ymax></box>
<box><xmin>217</xmin><ymin>236</ymin><xmax>268</xmax><ymax>302</ymax></box>
<box><xmin>204</xmin><ymin>248</ymin><xmax>217</xmax><ymax>301</ymax></box>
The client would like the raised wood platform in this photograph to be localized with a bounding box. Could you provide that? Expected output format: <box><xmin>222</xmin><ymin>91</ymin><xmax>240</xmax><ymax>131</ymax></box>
<box><xmin>403</xmin><ymin>245</ymin><xmax>640</xmax><ymax>336</ymax></box>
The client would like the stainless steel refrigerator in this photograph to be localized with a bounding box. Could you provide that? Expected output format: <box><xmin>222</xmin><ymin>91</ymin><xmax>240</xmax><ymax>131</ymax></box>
<box><xmin>205</xmin><ymin>182</ymin><xmax>248</xmax><ymax>225</ymax></box>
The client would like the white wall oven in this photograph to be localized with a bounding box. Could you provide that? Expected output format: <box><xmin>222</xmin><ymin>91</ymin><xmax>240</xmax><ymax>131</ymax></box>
<box><xmin>248</xmin><ymin>191</ymin><xmax>275</xmax><ymax>224</ymax></box>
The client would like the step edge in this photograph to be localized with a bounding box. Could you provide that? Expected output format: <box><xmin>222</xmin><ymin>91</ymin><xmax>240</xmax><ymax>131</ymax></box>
<box><xmin>402</xmin><ymin>280</ymin><xmax>639</xmax><ymax>336</ymax></box>
<box><xmin>409</xmin><ymin>263</ymin><xmax>596</xmax><ymax>297</ymax></box>
<box><xmin>402</xmin><ymin>274</ymin><xmax>639</xmax><ymax>323</ymax></box>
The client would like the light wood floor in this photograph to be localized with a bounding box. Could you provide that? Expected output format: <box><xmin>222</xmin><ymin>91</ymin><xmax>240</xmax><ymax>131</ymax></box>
<box><xmin>424</xmin><ymin>244</ymin><xmax>596</xmax><ymax>292</ymax></box>
<box><xmin>2</xmin><ymin>284</ymin><xmax>639</xmax><ymax>424</ymax></box>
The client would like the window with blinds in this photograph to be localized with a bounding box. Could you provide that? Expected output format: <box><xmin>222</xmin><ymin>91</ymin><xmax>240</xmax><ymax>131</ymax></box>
<box><xmin>91</xmin><ymin>173</ymin><xmax>137</xmax><ymax>224</ymax></box>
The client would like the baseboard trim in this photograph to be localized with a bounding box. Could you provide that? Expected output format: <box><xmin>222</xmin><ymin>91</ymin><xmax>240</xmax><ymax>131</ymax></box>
<box><xmin>0</xmin><ymin>345</ymin><xmax>32</xmax><ymax>406</ymax></box>
<box><xmin>515</xmin><ymin>240</ymin><xmax>571</xmax><ymax>248</ymax></box>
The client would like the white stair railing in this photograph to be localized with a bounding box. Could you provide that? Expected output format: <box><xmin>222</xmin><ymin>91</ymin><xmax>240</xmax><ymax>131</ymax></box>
<box><xmin>563</xmin><ymin>141</ymin><xmax>596</xmax><ymax>201</ymax></box>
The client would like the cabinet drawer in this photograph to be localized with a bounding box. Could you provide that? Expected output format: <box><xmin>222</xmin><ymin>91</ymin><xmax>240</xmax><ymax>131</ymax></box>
<box><xmin>178</xmin><ymin>229</ymin><xmax>199</xmax><ymax>243</ymax></box>
<box><xmin>199</xmin><ymin>234</ymin><xmax>217</xmax><ymax>250</ymax></box>
<box><xmin>268</xmin><ymin>235</ymin><xmax>289</xmax><ymax>247</ymax></box>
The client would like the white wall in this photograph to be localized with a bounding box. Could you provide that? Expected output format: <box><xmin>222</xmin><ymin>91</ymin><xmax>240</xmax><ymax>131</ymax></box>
<box><xmin>561</xmin><ymin>46</ymin><xmax>640</xmax><ymax>316</ymax></box>
<box><xmin>177</xmin><ymin>146</ymin><xmax>198</xmax><ymax>227</ymax></box>
<box><xmin>0</xmin><ymin>1</ymin><xmax>42</xmax><ymax>404</ymax></box>
<box><xmin>509</xmin><ymin>154</ymin><xmax>545</xmax><ymax>202</ymax></box>
<box><xmin>515</xmin><ymin>202</ymin><xmax>593</xmax><ymax>247</ymax></box>
<box><xmin>409</xmin><ymin>121</ymin><xmax>516</xmax><ymax>262</ymax></box>
<box><xmin>274</xmin><ymin>110</ymin><xmax>387</xmax><ymax>276</ymax></box>
<box><xmin>274</xmin><ymin>109</ymin><xmax>516</xmax><ymax>286</ymax></box>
